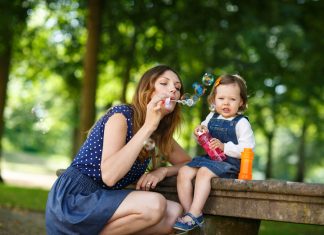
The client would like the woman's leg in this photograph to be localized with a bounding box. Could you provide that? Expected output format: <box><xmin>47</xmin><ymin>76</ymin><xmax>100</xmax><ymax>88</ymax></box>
<box><xmin>177</xmin><ymin>166</ymin><xmax>198</xmax><ymax>212</ymax></box>
<box><xmin>99</xmin><ymin>191</ymin><xmax>181</xmax><ymax>235</ymax></box>
<box><xmin>134</xmin><ymin>199</ymin><xmax>183</xmax><ymax>235</ymax></box>
<box><xmin>189</xmin><ymin>167</ymin><xmax>216</xmax><ymax>217</ymax></box>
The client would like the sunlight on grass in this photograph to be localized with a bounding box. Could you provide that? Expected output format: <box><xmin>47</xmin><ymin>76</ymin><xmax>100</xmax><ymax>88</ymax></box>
<box><xmin>2</xmin><ymin>151</ymin><xmax>70</xmax><ymax>174</ymax></box>
<box><xmin>0</xmin><ymin>184</ymin><xmax>49</xmax><ymax>212</ymax></box>
<box><xmin>259</xmin><ymin>221</ymin><xmax>324</xmax><ymax>235</ymax></box>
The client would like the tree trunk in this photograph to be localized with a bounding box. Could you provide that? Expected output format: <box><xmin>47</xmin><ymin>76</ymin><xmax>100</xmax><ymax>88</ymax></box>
<box><xmin>0</xmin><ymin>35</ymin><xmax>12</xmax><ymax>183</ymax></box>
<box><xmin>265</xmin><ymin>132</ymin><xmax>274</xmax><ymax>179</ymax></box>
<box><xmin>295</xmin><ymin>120</ymin><xmax>307</xmax><ymax>182</ymax></box>
<box><xmin>120</xmin><ymin>28</ymin><xmax>138</xmax><ymax>103</ymax></box>
<box><xmin>78</xmin><ymin>0</ymin><xmax>103</xmax><ymax>148</ymax></box>
<box><xmin>71</xmin><ymin>101</ymin><xmax>80</xmax><ymax>160</ymax></box>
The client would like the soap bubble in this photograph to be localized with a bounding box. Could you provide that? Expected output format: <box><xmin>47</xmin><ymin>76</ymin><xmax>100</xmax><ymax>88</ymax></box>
<box><xmin>181</xmin><ymin>93</ymin><xmax>191</xmax><ymax>101</ymax></box>
<box><xmin>202</xmin><ymin>73</ymin><xmax>215</xmax><ymax>86</ymax></box>
<box><xmin>192</xmin><ymin>94</ymin><xmax>200</xmax><ymax>103</ymax></box>
<box><xmin>185</xmin><ymin>99</ymin><xmax>194</xmax><ymax>107</ymax></box>
<box><xmin>192</xmin><ymin>82</ymin><xmax>205</xmax><ymax>97</ymax></box>
<box><xmin>209</xmin><ymin>104</ymin><xmax>215</xmax><ymax>111</ymax></box>
<box><xmin>144</xmin><ymin>138</ymin><xmax>155</xmax><ymax>151</ymax></box>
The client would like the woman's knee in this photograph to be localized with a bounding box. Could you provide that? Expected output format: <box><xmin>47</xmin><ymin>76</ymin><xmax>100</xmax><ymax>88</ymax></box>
<box><xmin>160</xmin><ymin>201</ymin><xmax>183</xmax><ymax>234</ymax></box>
<box><xmin>142</xmin><ymin>193</ymin><xmax>167</xmax><ymax>223</ymax></box>
<box><xmin>167</xmin><ymin>200</ymin><xmax>183</xmax><ymax>220</ymax></box>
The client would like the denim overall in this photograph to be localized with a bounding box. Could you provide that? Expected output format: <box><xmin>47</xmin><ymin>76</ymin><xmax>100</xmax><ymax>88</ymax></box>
<box><xmin>187</xmin><ymin>114</ymin><xmax>246</xmax><ymax>178</ymax></box>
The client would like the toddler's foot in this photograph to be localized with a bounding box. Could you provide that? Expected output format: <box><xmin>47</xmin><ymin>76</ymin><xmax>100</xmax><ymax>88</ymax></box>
<box><xmin>173</xmin><ymin>212</ymin><xmax>204</xmax><ymax>231</ymax></box>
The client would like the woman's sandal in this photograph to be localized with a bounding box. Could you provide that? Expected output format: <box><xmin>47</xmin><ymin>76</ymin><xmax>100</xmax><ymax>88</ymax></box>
<box><xmin>173</xmin><ymin>212</ymin><xmax>204</xmax><ymax>231</ymax></box>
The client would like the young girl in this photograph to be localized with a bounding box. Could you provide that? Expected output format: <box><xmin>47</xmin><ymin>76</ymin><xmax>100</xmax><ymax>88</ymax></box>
<box><xmin>173</xmin><ymin>74</ymin><xmax>255</xmax><ymax>232</ymax></box>
<box><xmin>46</xmin><ymin>65</ymin><xmax>191</xmax><ymax>235</ymax></box>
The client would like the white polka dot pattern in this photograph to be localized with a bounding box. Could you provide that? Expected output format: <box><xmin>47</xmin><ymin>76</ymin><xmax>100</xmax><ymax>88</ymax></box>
<box><xmin>71</xmin><ymin>105</ymin><xmax>150</xmax><ymax>189</ymax></box>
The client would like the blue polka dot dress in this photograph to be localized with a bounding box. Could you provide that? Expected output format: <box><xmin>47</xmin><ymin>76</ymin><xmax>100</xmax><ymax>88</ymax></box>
<box><xmin>46</xmin><ymin>105</ymin><xmax>151</xmax><ymax>235</ymax></box>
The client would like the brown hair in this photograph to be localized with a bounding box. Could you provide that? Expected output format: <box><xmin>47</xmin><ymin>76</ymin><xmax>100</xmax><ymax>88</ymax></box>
<box><xmin>131</xmin><ymin>65</ymin><xmax>184</xmax><ymax>162</ymax></box>
<box><xmin>207</xmin><ymin>74</ymin><xmax>248</xmax><ymax>113</ymax></box>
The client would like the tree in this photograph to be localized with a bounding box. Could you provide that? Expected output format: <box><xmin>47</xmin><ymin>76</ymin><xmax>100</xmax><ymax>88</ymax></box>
<box><xmin>78</xmin><ymin>0</ymin><xmax>104</xmax><ymax>148</ymax></box>
<box><xmin>0</xmin><ymin>0</ymin><xmax>34</xmax><ymax>182</ymax></box>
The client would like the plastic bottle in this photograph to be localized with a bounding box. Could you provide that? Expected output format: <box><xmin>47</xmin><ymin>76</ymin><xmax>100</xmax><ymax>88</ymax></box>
<box><xmin>197</xmin><ymin>130</ymin><xmax>226</xmax><ymax>161</ymax></box>
<box><xmin>238</xmin><ymin>148</ymin><xmax>254</xmax><ymax>180</ymax></box>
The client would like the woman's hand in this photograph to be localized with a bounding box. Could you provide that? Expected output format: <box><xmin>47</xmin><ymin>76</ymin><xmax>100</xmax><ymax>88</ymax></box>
<box><xmin>144</xmin><ymin>94</ymin><xmax>168</xmax><ymax>131</ymax></box>
<box><xmin>136</xmin><ymin>167</ymin><xmax>168</xmax><ymax>191</ymax></box>
<box><xmin>209</xmin><ymin>138</ymin><xmax>224</xmax><ymax>151</ymax></box>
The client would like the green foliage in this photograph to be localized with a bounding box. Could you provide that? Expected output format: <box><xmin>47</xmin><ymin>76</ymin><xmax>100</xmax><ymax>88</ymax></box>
<box><xmin>5</xmin><ymin>76</ymin><xmax>73</xmax><ymax>154</ymax></box>
<box><xmin>0</xmin><ymin>184</ymin><xmax>49</xmax><ymax>212</ymax></box>
<box><xmin>1</xmin><ymin>0</ymin><xmax>324</xmax><ymax>182</ymax></box>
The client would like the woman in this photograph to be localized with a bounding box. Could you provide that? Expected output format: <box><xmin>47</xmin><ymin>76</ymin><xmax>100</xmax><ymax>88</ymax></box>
<box><xmin>46</xmin><ymin>65</ymin><xmax>191</xmax><ymax>235</ymax></box>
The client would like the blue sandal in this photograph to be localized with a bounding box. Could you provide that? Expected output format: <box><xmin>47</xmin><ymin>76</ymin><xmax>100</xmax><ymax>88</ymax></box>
<box><xmin>173</xmin><ymin>212</ymin><xmax>204</xmax><ymax>231</ymax></box>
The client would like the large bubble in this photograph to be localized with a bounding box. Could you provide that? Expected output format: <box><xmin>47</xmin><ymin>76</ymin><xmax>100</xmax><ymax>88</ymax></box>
<box><xmin>202</xmin><ymin>73</ymin><xmax>215</xmax><ymax>86</ymax></box>
<box><xmin>192</xmin><ymin>82</ymin><xmax>205</xmax><ymax>97</ymax></box>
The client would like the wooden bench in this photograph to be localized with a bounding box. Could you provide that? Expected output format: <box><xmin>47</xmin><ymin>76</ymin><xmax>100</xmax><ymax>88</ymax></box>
<box><xmin>154</xmin><ymin>177</ymin><xmax>324</xmax><ymax>235</ymax></box>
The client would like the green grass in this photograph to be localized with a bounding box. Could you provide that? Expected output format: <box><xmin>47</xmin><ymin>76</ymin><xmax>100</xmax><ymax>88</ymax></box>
<box><xmin>259</xmin><ymin>221</ymin><xmax>324</xmax><ymax>235</ymax></box>
<box><xmin>0</xmin><ymin>183</ymin><xmax>49</xmax><ymax>212</ymax></box>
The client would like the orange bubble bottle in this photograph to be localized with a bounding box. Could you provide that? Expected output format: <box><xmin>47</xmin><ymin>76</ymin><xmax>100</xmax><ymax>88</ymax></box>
<box><xmin>238</xmin><ymin>148</ymin><xmax>254</xmax><ymax>180</ymax></box>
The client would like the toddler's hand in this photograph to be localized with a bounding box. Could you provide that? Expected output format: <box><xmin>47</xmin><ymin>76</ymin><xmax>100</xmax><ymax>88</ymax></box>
<box><xmin>194</xmin><ymin>125</ymin><xmax>208</xmax><ymax>136</ymax></box>
<box><xmin>209</xmin><ymin>138</ymin><xmax>224</xmax><ymax>151</ymax></box>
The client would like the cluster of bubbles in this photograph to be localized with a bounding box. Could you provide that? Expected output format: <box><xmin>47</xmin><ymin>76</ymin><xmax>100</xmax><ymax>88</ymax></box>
<box><xmin>147</xmin><ymin>72</ymin><xmax>217</xmax><ymax>150</ymax></box>
<box><xmin>177</xmin><ymin>72</ymin><xmax>216</xmax><ymax>107</ymax></box>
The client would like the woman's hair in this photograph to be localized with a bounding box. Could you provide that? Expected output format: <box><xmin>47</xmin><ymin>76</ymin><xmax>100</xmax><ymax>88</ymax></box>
<box><xmin>207</xmin><ymin>74</ymin><xmax>248</xmax><ymax>113</ymax></box>
<box><xmin>131</xmin><ymin>65</ymin><xmax>184</xmax><ymax>161</ymax></box>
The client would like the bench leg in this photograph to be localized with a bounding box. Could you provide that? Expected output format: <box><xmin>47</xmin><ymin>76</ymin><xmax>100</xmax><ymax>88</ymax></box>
<box><xmin>188</xmin><ymin>215</ymin><xmax>260</xmax><ymax>235</ymax></box>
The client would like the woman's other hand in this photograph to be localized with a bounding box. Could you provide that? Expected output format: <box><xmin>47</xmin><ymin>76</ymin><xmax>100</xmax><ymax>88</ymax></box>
<box><xmin>136</xmin><ymin>167</ymin><xmax>168</xmax><ymax>191</ymax></box>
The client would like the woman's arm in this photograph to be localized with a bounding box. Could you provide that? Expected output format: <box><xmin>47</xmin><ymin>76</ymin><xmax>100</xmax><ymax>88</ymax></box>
<box><xmin>136</xmin><ymin>138</ymin><xmax>191</xmax><ymax>190</ymax></box>
<box><xmin>101</xmin><ymin>95</ymin><xmax>167</xmax><ymax>187</ymax></box>
<box><xmin>101</xmin><ymin>113</ymin><xmax>155</xmax><ymax>187</ymax></box>
<box><xmin>164</xmin><ymin>139</ymin><xmax>192</xmax><ymax>176</ymax></box>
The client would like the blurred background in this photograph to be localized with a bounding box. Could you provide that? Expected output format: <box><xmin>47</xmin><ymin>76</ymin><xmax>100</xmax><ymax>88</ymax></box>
<box><xmin>0</xmin><ymin>0</ymin><xmax>323</xmax><ymax>189</ymax></box>
<box><xmin>0</xmin><ymin>0</ymin><xmax>323</xmax><ymax>234</ymax></box>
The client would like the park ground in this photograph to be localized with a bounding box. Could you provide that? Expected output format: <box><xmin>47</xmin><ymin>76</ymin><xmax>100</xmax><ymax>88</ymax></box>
<box><xmin>0</xmin><ymin>151</ymin><xmax>68</xmax><ymax>235</ymax></box>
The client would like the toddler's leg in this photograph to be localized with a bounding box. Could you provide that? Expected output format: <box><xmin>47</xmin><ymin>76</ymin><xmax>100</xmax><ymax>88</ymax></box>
<box><xmin>177</xmin><ymin>166</ymin><xmax>198</xmax><ymax>212</ymax></box>
<box><xmin>189</xmin><ymin>167</ymin><xmax>217</xmax><ymax>216</ymax></box>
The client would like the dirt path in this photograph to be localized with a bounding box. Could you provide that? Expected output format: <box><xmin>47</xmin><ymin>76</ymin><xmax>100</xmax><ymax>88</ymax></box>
<box><xmin>0</xmin><ymin>152</ymin><xmax>61</xmax><ymax>234</ymax></box>
<box><xmin>0</xmin><ymin>207</ymin><xmax>46</xmax><ymax>235</ymax></box>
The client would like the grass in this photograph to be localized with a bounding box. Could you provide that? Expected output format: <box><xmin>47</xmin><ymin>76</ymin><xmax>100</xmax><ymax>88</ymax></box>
<box><xmin>259</xmin><ymin>221</ymin><xmax>324</xmax><ymax>235</ymax></box>
<box><xmin>0</xmin><ymin>183</ymin><xmax>49</xmax><ymax>212</ymax></box>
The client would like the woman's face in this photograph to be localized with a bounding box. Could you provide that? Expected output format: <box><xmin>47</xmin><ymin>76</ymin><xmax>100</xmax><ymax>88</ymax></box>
<box><xmin>152</xmin><ymin>70</ymin><xmax>182</xmax><ymax>112</ymax></box>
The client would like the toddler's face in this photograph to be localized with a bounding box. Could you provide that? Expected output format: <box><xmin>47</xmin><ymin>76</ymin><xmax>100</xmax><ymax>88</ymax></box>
<box><xmin>213</xmin><ymin>83</ymin><xmax>243</xmax><ymax>118</ymax></box>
